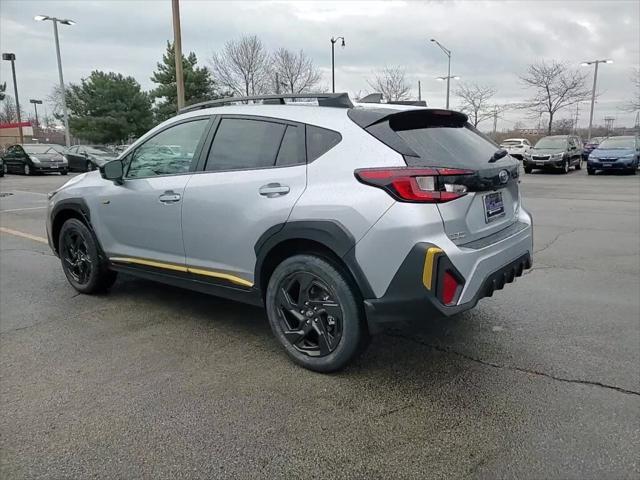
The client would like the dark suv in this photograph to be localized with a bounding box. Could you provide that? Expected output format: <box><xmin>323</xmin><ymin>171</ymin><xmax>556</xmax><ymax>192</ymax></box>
<box><xmin>523</xmin><ymin>135</ymin><xmax>583</xmax><ymax>174</ymax></box>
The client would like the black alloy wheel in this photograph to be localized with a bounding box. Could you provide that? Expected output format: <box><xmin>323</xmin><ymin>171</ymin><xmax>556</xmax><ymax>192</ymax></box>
<box><xmin>562</xmin><ymin>159</ymin><xmax>570</xmax><ymax>174</ymax></box>
<box><xmin>275</xmin><ymin>271</ymin><xmax>343</xmax><ymax>357</ymax></box>
<box><xmin>266</xmin><ymin>254</ymin><xmax>369</xmax><ymax>372</ymax></box>
<box><xmin>58</xmin><ymin>218</ymin><xmax>117</xmax><ymax>293</ymax></box>
<box><xmin>61</xmin><ymin>229</ymin><xmax>93</xmax><ymax>285</ymax></box>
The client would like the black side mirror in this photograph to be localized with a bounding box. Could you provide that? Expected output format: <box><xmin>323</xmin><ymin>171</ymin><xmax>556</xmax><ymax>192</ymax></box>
<box><xmin>101</xmin><ymin>159</ymin><xmax>124</xmax><ymax>185</ymax></box>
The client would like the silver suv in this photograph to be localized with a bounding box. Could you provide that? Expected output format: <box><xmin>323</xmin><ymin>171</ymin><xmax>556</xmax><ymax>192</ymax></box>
<box><xmin>46</xmin><ymin>93</ymin><xmax>533</xmax><ymax>372</ymax></box>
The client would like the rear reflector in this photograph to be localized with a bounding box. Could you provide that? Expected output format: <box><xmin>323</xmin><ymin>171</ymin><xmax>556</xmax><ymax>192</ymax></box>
<box><xmin>442</xmin><ymin>270</ymin><xmax>460</xmax><ymax>305</ymax></box>
<box><xmin>354</xmin><ymin>167</ymin><xmax>473</xmax><ymax>203</ymax></box>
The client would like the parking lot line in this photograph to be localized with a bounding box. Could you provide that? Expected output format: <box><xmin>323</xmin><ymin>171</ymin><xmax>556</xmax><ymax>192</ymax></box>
<box><xmin>0</xmin><ymin>206</ymin><xmax>48</xmax><ymax>213</ymax></box>
<box><xmin>0</xmin><ymin>227</ymin><xmax>48</xmax><ymax>244</ymax></box>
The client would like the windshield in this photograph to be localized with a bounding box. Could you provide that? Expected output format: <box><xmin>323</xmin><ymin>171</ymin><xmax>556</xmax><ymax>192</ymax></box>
<box><xmin>597</xmin><ymin>137</ymin><xmax>636</xmax><ymax>149</ymax></box>
<box><xmin>535</xmin><ymin>137</ymin><xmax>567</xmax><ymax>149</ymax></box>
<box><xmin>23</xmin><ymin>145</ymin><xmax>61</xmax><ymax>154</ymax></box>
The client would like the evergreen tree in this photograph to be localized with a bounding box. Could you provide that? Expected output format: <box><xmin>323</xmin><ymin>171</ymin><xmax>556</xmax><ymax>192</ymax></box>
<box><xmin>151</xmin><ymin>41</ymin><xmax>219</xmax><ymax>122</ymax></box>
<box><xmin>66</xmin><ymin>71</ymin><xmax>153</xmax><ymax>143</ymax></box>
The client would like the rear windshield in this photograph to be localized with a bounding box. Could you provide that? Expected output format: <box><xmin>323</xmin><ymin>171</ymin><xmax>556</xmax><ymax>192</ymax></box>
<box><xmin>23</xmin><ymin>145</ymin><xmax>60</xmax><ymax>154</ymax></box>
<box><xmin>501</xmin><ymin>140</ymin><xmax>522</xmax><ymax>146</ymax></box>
<box><xmin>396</xmin><ymin>125</ymin><xmax>500</xmax><ymax>168</ymax></box>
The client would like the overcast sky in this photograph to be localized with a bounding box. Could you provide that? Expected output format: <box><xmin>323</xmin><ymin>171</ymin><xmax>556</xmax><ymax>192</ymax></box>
<box><xmin>1</xmin><ymin>0</ymin><xmax>638</xmax><ymax>130</ymax></box>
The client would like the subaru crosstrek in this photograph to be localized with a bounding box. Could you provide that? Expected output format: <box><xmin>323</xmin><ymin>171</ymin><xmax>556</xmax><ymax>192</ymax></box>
<box><xmin>46</xmin><ymin>93</ymin><xmax>533</xmax><ymax>372</ymax></box>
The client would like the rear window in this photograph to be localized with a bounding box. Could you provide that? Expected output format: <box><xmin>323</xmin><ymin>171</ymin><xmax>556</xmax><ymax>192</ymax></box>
<box><xmin>306</xmin><ymin>125</ymin><xmax>341</xmax><ymax>162</ymax></box>
<box><xmin>501</xmin><ymin>140</ymin><xmax>522</xmax><ymax>146</ymax></box>
<box><xmin>396</xmin><ymin>125</ymin><xmax>499</xmax><ymax>168</ymax></box>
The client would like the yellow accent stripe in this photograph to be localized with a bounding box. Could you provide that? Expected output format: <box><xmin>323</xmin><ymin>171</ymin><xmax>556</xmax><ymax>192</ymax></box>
<box><xmin>422</xmin><ymin>247</ymin><xmax>443</xmax><ymax>290</ymax></box>
<box><xmin>186</xmin><ymin>267</ymin><xmax>254</xmax><ymax>287</ymax></box>
<box><xmin>0</xmin><ymin>227</ymin><xmax>48</xmax><ymax>244</ymax></box>
<box><xmin>109</xmin><ymin>256</ymin><xmax>253</xmax><ymax>288</ymax></box>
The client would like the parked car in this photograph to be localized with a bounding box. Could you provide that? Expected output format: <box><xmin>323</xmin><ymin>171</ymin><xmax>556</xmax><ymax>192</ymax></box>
<box><xmin>113</xmin><ymin>144</ymin><xmax>131</xmax><ymax>154</ymax></box>
<box><xmin>46</xmin><ymin>93</ymin><xmax>533</xmax><ymax>372</ymax></box>
<box><xmin>522</xmin><ymin>135</ymin><xmax>583</xmax><ymax>173</ymax></box>
<box><xmin>583</xmin><ymin>136</ymin><xmax>606</xmax><ymax>159</ymax></box>
<box><xmin>0</xmin><ymin>156</ymin><xmax>4</xmax><ymax>177</ymax></box>
<box><xmin>2</xmin><ymin>144</ymin><xmax>68</xmax><ymax>175</ymax></box>
<box><xmin>587</xmin><ymin>136</ymin><xmax>639</xmax><ymax>175</ymax></box>
<box><xmin>499</xmin><ymin>138</ymin><xmax>531</xmax><ymax>160</ymax></box>
<box><xmin>64</xmin><ymin>145</ymin><xmax>118</xmax><ymax>172</ymax></box>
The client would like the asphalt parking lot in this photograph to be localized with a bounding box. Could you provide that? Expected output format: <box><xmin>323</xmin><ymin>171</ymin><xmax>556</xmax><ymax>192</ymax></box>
<box><xmin>1</xmin><ymin>169</ymin><xmax>639</xmax><ymax>479</ymax></box>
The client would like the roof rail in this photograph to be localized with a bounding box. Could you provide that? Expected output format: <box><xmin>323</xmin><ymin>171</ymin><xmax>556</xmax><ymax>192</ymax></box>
<box><xmin>180</xmin><ymin>92</ymin><xmax>353</xmax><ymax>113</ymax></box>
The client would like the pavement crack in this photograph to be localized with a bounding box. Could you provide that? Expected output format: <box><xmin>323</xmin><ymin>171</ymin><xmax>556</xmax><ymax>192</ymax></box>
<box><xmin>376</xmin><ymin>403</ymin><xmax>415</xmax><ymax>418</ymax></box>
<box><xmin>385</xmin><ymin>332</ymin><xmax>640</xmax><ymax>397</ymax></box>
<box><xmin>533</xmin><ymin>228</ymin><xmax>579</xmax><ymax>255</ymax></box>
<box><xmin>0</xmin><ymin>248</ymin><xmax>54</xmax><ymax>257</ymax></box>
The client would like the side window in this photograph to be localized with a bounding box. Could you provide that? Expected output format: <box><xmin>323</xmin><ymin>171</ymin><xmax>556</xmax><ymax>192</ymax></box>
<box><xmin>306</xmin><ymin>125</ymin><xmax>342</xmax><ymax>162</ymax></box>
<box><xmin>127</xmin><ymin>119</ymin><xmax>209</xmax><ymax>178</ymax></box>
<box><xmin>276</xmin><ymin>125</ymin><xmax>303</xmax><ymax>167</ymax></box>
<box><xmin>205</xmin><ymin>118</ymin><xmax>286</xmax><ymax>171</ymax></box>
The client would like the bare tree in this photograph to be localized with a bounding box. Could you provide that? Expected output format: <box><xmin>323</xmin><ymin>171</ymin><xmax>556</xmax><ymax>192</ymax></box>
<box><xmin>454</xmin><ymin>82</ymin><xmax>497</xmax><ymax>126</ymax></box>
<box><xmin>367</xmin><ymin>66</ymin><xmax>411</xmax><ymax>102</ymax></box>
<box><xmin>271</xmin><ymin>48</ymin><xmax>321</xmax><ymax>94</ymax></box>
<box><xmin>0</xmin><ymin>94</ymin><xmax>22</xmax><ymax>123</ymax></box>
<box><xmin>46</xmin><ymin>84</ymin><xmax>66</xmax><ymax>118</ymax></box>
<box><xmin>519</xmin><ymin>60</ymin><xmax>591</xmax><ymax>134</ymax></box>
<box><xmin>623</xmin><ymin>68</ymin><xmax>640</xmax><ymax>112</ymax></box>
<box><xmin>210</xmin><ymin>35</ymin><xmax>271</xmax><ymax>97</ymax></box>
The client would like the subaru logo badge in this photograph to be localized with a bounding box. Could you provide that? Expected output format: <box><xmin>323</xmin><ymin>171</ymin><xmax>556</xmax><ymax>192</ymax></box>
<box><xmin>499</xmin><ymin>170</ymin><xmax>509</xmax><ymax>184</ymax></box>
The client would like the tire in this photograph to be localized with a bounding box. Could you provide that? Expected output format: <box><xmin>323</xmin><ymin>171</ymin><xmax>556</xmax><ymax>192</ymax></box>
<box><xmin>23</xmin><ymin>164</ymin><xmax>31</xmax><ymax>176</ymax></box>
<box><xmin>575</xmin><ymin>158</ymin><xmax>582</xmax><ymax>170</ymax></box>
<box><xmin>265</xmin><ymin>254</ymin><xmax>369</xmax><ymax>373</ymax></box>
<box><xmin>60</xmin><ymin>169</ymin><xmax>68</xmax><ymax>176</ymax></box>
<box><xmin>524</xmin><ymin>166</ymin><xmax>532</xmax><ymax>174</ymax></box>
<box><xmin>58</xmin><ymin>218</ymin><xmax>117</xmax><ymax>294</ymax></box>
<box><xmin>587</xmin><ymin>168</ymin><xmax>595</xmax><ymax>175</ymax></box>
<box><xmin>562</xmin><ymin>159</ymin><xmax>569</xmax><ymax>174</ymax></box>
<box><xmin>86</xmin><ymin>161</ymin><xmax>96</xmax><ymax>172</ymax></box>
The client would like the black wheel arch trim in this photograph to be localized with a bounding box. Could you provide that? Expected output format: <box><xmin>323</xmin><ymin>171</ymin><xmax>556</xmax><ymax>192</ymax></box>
<box><xmin>254</xmin><ymin>220</ymin><xmax>375</xmax><ymax>300</ymax></box>
<box><xmin>49</xmin><ymin>198</ymin><xmax>107</xmax><ymax>260</ymax></box>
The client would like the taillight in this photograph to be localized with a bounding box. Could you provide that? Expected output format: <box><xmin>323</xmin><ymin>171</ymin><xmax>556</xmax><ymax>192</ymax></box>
<box><xmin>442</xmin><ymin>270</ymin><xmax>461</xmax><ymax>305</ymax></box>
<box><xmin>354</xmin><ymin>167</ymin><xmax>473</xmax><ymax>203</ymax></box>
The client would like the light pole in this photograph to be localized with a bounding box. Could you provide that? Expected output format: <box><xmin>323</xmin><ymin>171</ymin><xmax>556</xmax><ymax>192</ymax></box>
<box><xmin>29</xmin><ymin>99</ymin><xmax>43</xmax><ymax>129</ymax></box>
<box><xmin>2</xmin><ymin>53</ymin><xmax>23</xmax><ymax>143</ymax></box>
<box><xmin>34</xmin><ymin>15</ymin><xmax>75</xmax><ymax>147</ymax></box>
<box><xmin>581</xmin><ymin>59</ymin><xmax>612</xmax><ymax>141</ymax></box>
<box><xmin>430</xmin><ymin>38</ymin><xmax>453</xmax><ymax>109</ymax></box>
<box><xmin>330</xmin><ymin>36</ymin><xmax>345</xmax><ymax>93</ymax></box>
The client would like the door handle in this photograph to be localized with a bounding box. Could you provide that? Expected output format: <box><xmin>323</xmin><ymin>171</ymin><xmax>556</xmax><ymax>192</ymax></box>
<box><xmin>259</xmin><ymin>183</ymin><xmax>290</xmax><ymax>197</ymax></box>
<box><xmin>159</xmin><ymin>191</ymin><xmax>181</xmax><ymax>203</ymax></box>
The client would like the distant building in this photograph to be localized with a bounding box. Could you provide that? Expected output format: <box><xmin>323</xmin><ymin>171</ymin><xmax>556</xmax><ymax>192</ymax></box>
<box><xmin>0</xmin><ymin>122</ymin><xmax>34</xmax><ymax>148</ymax></box>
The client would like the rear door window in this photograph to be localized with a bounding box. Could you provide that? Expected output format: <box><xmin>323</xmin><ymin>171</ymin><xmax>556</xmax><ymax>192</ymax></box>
<box><xmin>306</xmin><ymin>125</ymin><xmax>342</xmax><ymax>162</ymax></box>
<box><xmin>206</xmin><ymin>118</ymin><xmax>286</xmax><ymax>171</ymax></box>
<box><xmin>276</xmin><ymin>125</ymin><xmax>304</xmax><ymax>167</ymax></box>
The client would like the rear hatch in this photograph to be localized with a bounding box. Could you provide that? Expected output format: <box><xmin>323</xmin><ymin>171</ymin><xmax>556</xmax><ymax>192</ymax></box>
<box><xmin>349</xmin><ymin>108</ymin><xmax>521</xmax><ymax>246</ymax></box>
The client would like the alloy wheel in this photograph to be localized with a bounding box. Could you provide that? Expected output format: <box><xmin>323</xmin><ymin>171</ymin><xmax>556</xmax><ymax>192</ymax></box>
<box><xmin>24</xmin><ymin>164</ymin><xmax>30</xmax><ymax>175</ymax></box>
<box><xmin>62</xmin><ymin>230</ymin><xmax>93</xmax><ymax>285</ymax></box>
<box><xmin>275</xmin><ymin>271</ymin><xmax>343</xmax><ymax>357</ymax></box>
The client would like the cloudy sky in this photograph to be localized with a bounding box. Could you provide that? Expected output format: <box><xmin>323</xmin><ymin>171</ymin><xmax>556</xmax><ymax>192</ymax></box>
<box><xmin>1</xmin><ymin>0</ymin><xmax>638</xmax><ymax>130</ymax></box>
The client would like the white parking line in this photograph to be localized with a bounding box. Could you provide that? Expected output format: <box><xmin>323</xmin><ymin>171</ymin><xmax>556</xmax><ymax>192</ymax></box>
<box><xmin>0</xmin><ymin>206</ymin><xmax>47</xmax><ymax>213</ymax></box>
<box><xmin>0</xmin><ymin>227</ymin><xmax>48</xmax><ymax>244</ymax></box>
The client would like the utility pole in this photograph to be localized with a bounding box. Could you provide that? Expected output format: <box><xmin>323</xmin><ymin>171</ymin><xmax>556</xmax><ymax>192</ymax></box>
<box><xmin>30</xmin><ymin>99</ymin><xmax>43</xmax><ymax>129</ymax></box>
<box><xmin>34</xmin><ymin>16</ymin><xmax>74</xmax><ymax>145</ymax></box>
<box><xmin>492</xmin><ymin>105</ymin><xmax>498</xmax><ymax>136</ymax></box>
<box><xmin>2</xmin><ymin>53</ymin><xmax>23</xmax><ymax>143</ymax></box>
<box><xmin>172</xmin><ymin>0</ymin><xmax>185</xmax><ymax>111</ymax></box>
<box><xmin>418</xmin><ymin>80</ymin><xmax>421</xmax><ymax>102</ymax></box>
<box><xmin>581</xmin><ymin>59</ymin><xmax>612</xmax><ymax>141</ymax></box>
<box><xmin>330</xmin><ymin>36</ymin><xmax>345</xmax><ymax>93</ymax></box>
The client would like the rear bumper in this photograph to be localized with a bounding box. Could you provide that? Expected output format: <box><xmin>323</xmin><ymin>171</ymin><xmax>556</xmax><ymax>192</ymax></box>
<box><xmin>364</xmin><ymin>242</ymin><xmax>532</xmax><ymax>331</ymax></box>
